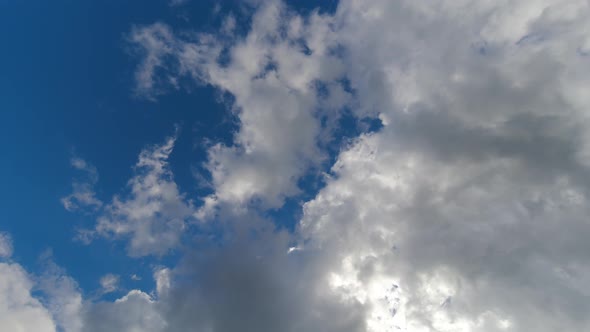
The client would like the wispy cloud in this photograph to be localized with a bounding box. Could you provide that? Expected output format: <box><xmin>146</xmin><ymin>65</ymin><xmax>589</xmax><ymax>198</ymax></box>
<box><xmin>61</xmin><ymin>157</ymin><xmax>102</xmax><ymax>212</ymax></box>
<box><xmin>0</xmin><ymin>233</ymin><xmax>12</xmax><ymax>258</ymax></box>
<box><xmin>85</xmin><ymin>132</ymin><xmax>195</xmax><ymax>257</ymax></box>
<box><xmin>5</xmin><ymin>0</ymin><xmax>590</xmax><ymax>331</ymax></box>
<box><xmin>99</xmin><ymin>274</ymin><xmax>120</xmax><ymax>294</ymax></box>
<box><xmin>168</xmin><ymin>0</ymin><xmax>188</xmax><ymax>7</ymax></box>
<box><xmin>131</xmin><ymin>2</ymin><xmax>351</xmax><ymax>215</ymax></box>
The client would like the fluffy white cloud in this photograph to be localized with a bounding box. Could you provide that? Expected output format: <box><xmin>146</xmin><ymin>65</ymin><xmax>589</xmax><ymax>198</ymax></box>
<box><xmin>129</xmin><ymin>0</ymin><xmax>590</xmax><ymax>330</ymax></box>
<box><xmin>37</xmin><ymin>255</ymin><xmax>84</xmax><ymax>332</ymax></box>
<box><xmin>28</xmin><ymin>0</ymin><xmax>590</xmax><ymax>331</ymax></box>
<box><xmin>61</xmin><ymin>157</ymin><xmax>103</xmax><ymax>212</ymax></box>
<box><xmin>83</xmin><ymin>290</ymin><xmax>166</xmax><ymax>332</ymax></box>
<box><xmin>131</xmin><ymin>1</ymin><xmax>350</xmax><ymax>213</ymax></box>
<box><xmin>300</xmin><ymin>130</ymin><xmax>590</xmax><ymax>331</ymax></box>
<box><xmin>0</xmin><ymin>263</ymin><xmax>57</xmax><ymax>332</ymax></box>
<box><xmin>296</xmin><ymin>0</ymin><xmax>590</xmax><ymax>330</ymax></box>
<box><xmin>92</xmin><ymin>134</ymin><xmax>195</xmax><ymax>257</ymax></box>
<box><xmin>0</xmin><ymin>238</ymin><xmax>83</xmax><ymax>332</ymax></box>
<box><xmin>153</xmin><ymin>268</ymin><xmax>171</xmax><ymax>297</ymax></box>
<box><xmin>0</xmin><ymin>234</ymin><xmax>168</xmax><ymax>332</ymax></box>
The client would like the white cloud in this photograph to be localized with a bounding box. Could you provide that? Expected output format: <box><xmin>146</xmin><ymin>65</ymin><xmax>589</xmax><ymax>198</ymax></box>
<box><xmin>81</xmin><ymin>270</ymin><xmax>169</xmax><ymax>332</ymax></box>
<box><xmin>92</xmin><ymin>134</ymin><xmax>195</xmax><ymax>257</ymax></box>
<box><xmin>129</xmin><ymin>0</ymin><xmax>590</xmax><ymax>330</ymax></box>
<box><xmin>129</xmin><ymin>23</ymin><xmax>179</xmax><ymax>99</ymax></box>
<box><xmin>83</xmin><ymin>290</ymin><xmax>165</xmax><ymax>332</ymax></box>
<box><xmin>131</xmin><ymin>1</ymin><xmax>350</xmax><ymax>213</ymax></box>
<box><xmin>295</xmin><ymin>0</ymin><xmax>590</xmax><ymax>330</ymax></box>
<box><xmin>61</xmin><ymin>157</ymin><xmax>102</xmax><ymax>212</ymax></box>
<box><xmin>99</xmin><ymin>274</ymin><xmax>120</xmax><ymax>294</ymax></box>
<box><xmin>0</xmin><ymin>235</ymin><xmax>168</xmax><ymax>332</ymax></box>
<box><xmin>153</xmin><ymin>268</ymin><xmax>171</xmax><ymax>297</ymax></box>
<box><xmin>0</xmin><ymin>263</ymin><xmax>57</xmax><ymax>332</ymax></box>
<box><xmin>37</xmin><ymin>256</ymin><xmax>84</xmax><ymax>332</ymax></box>
<box><xmin>19</xmin><ymin>0</ymin><xmax>589</xmax><ymax>331</ymax></box>
<box><xmin>0</xmin><ymin>233</ymin><xmax>12</xmax><ymax>258</ymax></box>
<box><xmin>0</xmin><ymin>238</ymin><xmax>83</xmax><ymax>332</ymax></box>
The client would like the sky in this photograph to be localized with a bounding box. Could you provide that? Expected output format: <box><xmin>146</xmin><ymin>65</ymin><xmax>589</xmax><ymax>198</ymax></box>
<box><xmin>1</xmin><ymin>0</ymin><xmax>590</xmax><ymax>331</ymax></box>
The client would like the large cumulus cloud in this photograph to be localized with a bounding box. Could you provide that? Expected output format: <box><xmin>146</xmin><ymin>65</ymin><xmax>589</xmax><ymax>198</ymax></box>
<box><xmin>20</xmin><ymin>0</ymin><xmax>590</xmax><ymax>331</ymax></box>
<box><xmin>296</xmin><ymin>0</ymin><xmax>590</xmax><ymax>330</ymax></box>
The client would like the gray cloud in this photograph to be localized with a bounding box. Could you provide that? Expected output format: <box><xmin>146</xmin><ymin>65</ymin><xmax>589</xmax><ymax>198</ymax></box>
<box><xmin>297</xmin><ymin>0</ymin><xmax>590</xmax><ymax>330</ymax></box>
<box><xmin>123</xmin><ymin>0</ymin><xmax>590</xmax><ymax>330</ymax></box>
<box><xmin>157</xmin><ymin>214</ymin><xmax>367</xmax><ymax>332</ymax></box>
<box><xmin>9</xmin><ymin>0</ymin><xmax>590</xmax><ymax>331</ymax></box>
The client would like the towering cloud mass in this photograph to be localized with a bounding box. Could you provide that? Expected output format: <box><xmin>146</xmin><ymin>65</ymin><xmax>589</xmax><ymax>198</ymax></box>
<box><xmin>128</xmin><ymin>0</ymin><xmax>590</xmax><ymax>330</ymax></box>
<box><xmin>5</xmin><ymin>0</ymin><xmax>590</xmax><ymax>331</ymax></box>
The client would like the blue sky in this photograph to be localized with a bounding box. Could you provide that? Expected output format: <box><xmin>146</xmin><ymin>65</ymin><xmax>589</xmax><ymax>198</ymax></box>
<box><xmin>2</xmin><ymin>1</ymin><xmax>590</xmax><ymax>331</ymax></box>
<box><xmin>1</xmin><ymin>0</ymin><xmax>340</xmax><ymax>296</ymax></box>
<box><xmin>2</xmin><ymin>0</ymin><xmax>224</xmax><ymax>294</ymax></box>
